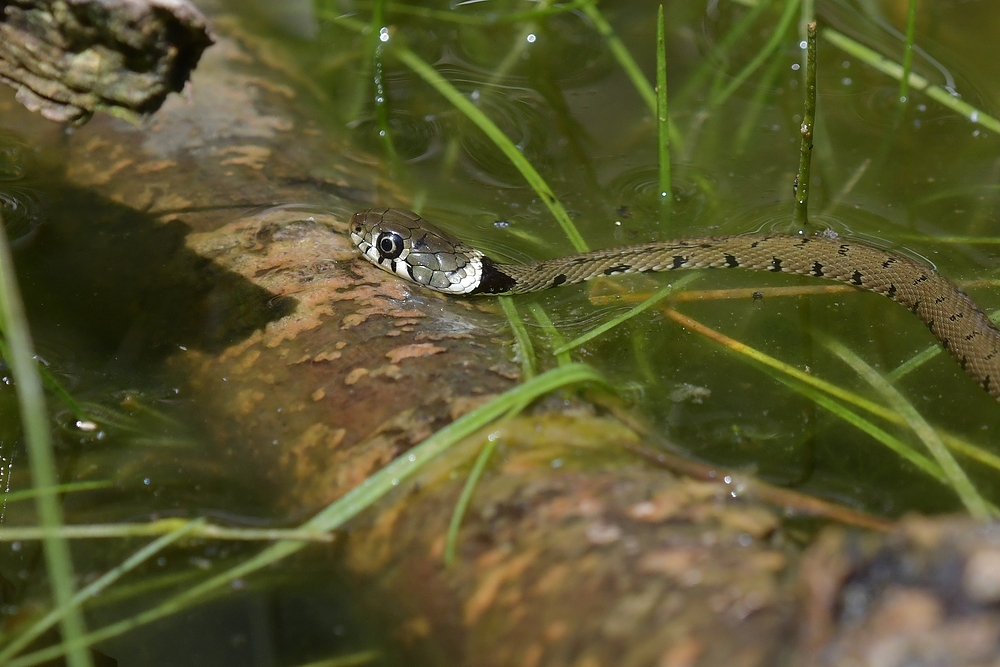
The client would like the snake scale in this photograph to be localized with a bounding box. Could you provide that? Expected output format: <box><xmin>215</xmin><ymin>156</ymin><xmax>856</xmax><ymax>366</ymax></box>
<box><xmin>350</xmin><ymin>208</ymin><xmax>1000</xmax><ymax>402</ymax></box>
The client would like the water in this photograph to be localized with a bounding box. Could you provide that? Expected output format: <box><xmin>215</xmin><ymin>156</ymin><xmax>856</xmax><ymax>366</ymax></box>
<box><xmin>3</xmin><ymin>0</ymin><xmax>1000</xmax><ymax>663</ymax></box>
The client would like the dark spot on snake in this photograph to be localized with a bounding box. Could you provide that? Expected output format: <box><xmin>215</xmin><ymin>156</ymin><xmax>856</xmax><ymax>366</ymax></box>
<box><xmin>984</xmin><ymin>375</ymin><xmax>992</xmax><ymax>392</ymax></box>
<box><xmin>604</xmin><ymin>264</ymin><xmax>631</xmax><ymax>275</ymax></box>
<box><xmin>796</xmin><ymin>237</ymin><xmax>811</xmax><ymax>246</ymax></box>
<box><xmin>927</xmin><ymin>319</ymin><xmax>935</xmax><ymax>332</ymax></box>
<box><xmin>811</xmin><ymin>262</ymin><xmax>824</xmax><ymax>277</ymax></box>
<box><xmin>838</xmin><ymin>244</ymin><xmax>850</xmax><ymax>256</ymax></box>
<box><xmin>552</xmin><ymin>274</ymin><xmax>567</xmax><ymax>287</ymax></box>
<box><xmin>469</xmin><ymin>257</ymin><xmax>518</xmax><ymax>295</ymax></box>
<box><xmin>749</xmin><ymin>241</ymin><xmax>760</xmax><ymax>249</ymax></box>
<box><xmin>935</xmin><ymin>295</ymin><xmax>947</xmax><ymax>304</ymax></box>
<box><xmin>910</xmin><ymin>300</ymin><xmax>921</xmax><ymax>314</ymax></box>
<box><xmin>851</xmin><ymin>270</ymin><xmax>864</xmax><ymax>286</ymax></box>
<box><xmin>950</xmin><ymin>312</ymin><xmax>964</xmax><ymax>321</ymax></box>
<box><xmin>887</xmin><ymin>283</ymin><xmax>897</xmax><ymax>298</ymax></box>
<box><xmin>961</xmin><ymin>355</ymin><xmax>968</xmax><ymax>370</ymax></box>
<box><xmin>724</xmin><ymin>254</ymin><xmax>739</xmax><ymax>268</ymax></box>
<box><xmin>882</xmin><ymin>258</ymin><xmax>896</xmax><ymax>269</ymax></box>
<box><xmin>672</xmin><ymin>255</ymin><xmax>686</xmax><ymax>269</ymax></box>
<box><xmin>987</xmin><ymin>350</ymin><xmax>999</xmax><ymax>362</ymax></box>
<box><xmin>770</xmin><ymin>257</ymin><xmax>782</xmax><ymax>272</ymax></box>
<box><xmin>913</xmin><ymin>274</ymin><xmax>929</xmax><ymax>285</ymax></box>
<box><xmin>700</xmin><ymin>243</ymin><xmax>714</xmax><ymax>249</ymax></box>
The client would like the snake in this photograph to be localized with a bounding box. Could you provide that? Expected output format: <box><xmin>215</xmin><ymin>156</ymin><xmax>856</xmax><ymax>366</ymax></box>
<box><xmin>350</xmin><ymin>207</ymin><xmax>1000</xmax><ymax>402</ymax></box>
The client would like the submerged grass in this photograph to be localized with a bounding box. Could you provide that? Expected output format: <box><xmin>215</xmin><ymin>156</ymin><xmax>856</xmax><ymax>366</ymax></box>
<box><xmin>391</xmin><ymin>43</ymin><xmax>588</xmax><ymax>252</ymax></box>
<box><xmin>711</xmin><ymin>0</ymin><xmax>800</xmax><ymax>108</ymax></box>
<box><xmin>500</xmin><ymin>296</ymin><xmax>537</xmax><ymax>380</ymax></box>
<box><xmin>0</xmin><ymin>520</ymin><xmax>206</xmax><ymax>663</ymax></box>
<box><xmin>823</xmin><ymin>27</ymin><xmax>1000</xmax><ymax>133</ymax></box>
<box><xmin>899</xmin><ymin>0</ymin><xmax>918</xmax><ymax>103</ymax></box>
<box><xmin>553</xmin><ymin>274</ymin><xmax>700</xmax><ymax>355</ymax></box>
<box><xmin>0</xmin><ymin>213</ymin><xmax>92</xmax><ymax>666</ymax></box>
<box><xmin>655</xmin><ymin>4</ymin><xmax>672</xmax><ymax>222</ymax></box>
<box><xmin>824</xmin><ymin>338</ymin><xmax>992</xmax><ymax>518</ymax></box>
<box><xmin>6</xmin><ymin>364</ymin><xmax>608</xmax><ymax>667</ymax></box>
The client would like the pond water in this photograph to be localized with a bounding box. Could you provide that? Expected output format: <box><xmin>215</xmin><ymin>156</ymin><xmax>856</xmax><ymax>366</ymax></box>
<box><xmin>2</xmin><ymin>0</ymin><xmax>1000</xmax><ymax>664</ymax></box>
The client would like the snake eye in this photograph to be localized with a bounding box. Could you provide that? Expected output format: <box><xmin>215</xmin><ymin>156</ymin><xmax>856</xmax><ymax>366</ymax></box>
<box><xmin>376</xmin><ymin>232</ymin><xmax>404</xmax><ymax>259</ymax></box>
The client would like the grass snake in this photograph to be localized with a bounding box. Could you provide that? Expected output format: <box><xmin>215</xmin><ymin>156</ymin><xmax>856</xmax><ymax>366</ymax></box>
<box><xmin>350</xmin><ymin>208</ymin><xmax>1000</xmax><ymax>402</ymax></box>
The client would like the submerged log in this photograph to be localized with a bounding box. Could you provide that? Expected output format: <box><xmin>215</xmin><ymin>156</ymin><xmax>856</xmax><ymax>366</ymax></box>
<box><xmin>0</xmin><ymin>0</ymin><xmax>212</xmax><ymax>123</ymax></box>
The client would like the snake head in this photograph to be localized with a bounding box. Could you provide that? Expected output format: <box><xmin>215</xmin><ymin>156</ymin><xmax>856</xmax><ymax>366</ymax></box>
<box><xmin>349</xmin><ymin>208</ymin><xmax>488</xmax><ymax>294</ymax></box>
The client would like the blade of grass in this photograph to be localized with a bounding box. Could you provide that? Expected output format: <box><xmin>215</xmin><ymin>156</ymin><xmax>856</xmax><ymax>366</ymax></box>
<box><xmin>289</xmin><ymin>651</ymin><xmax>381</xmax><ymax>667</ymax></box>
<box><xmin>711</xmin><ymin>0</ymin><xmax>800</xmax><ymax>108</ymax></box>
<box><xmin>653</xmin><ymin>308</ymin><xmax>943</xmax><ymax>479</ymax></box>
<box><xmin>675</xmin><ymin>0</ymin><xmax>774</xmax><ymax>106</ymax></box>
<box><xmin>579</xmin><ymin>1</ymin><xmax>682</xmax><ymax>148</ymax></box>
<box><xmin>823</xmin><ymin>338</ymin><xmax>992</xmax><ymax>518</ymax></box>
<box><xmin>8</xmin><ymin>363</ymin><xmax>608</xmax><ymax>667</ymax></box>
<box><xmin>2</xmin><ymin>481</ymin><xmax>113</xmax><ymax>503</ymax></box>
<box><xmin>0</xmin><ymin>521</ymin><xmax>333</xmax><ymax>542</ymax></box>
<box><xmin>659</xmin><ymin>307</ymin><xmax>1000</xmax><ymax>472</ymax></box>
<box><xmin>0</xmin><ymin>208</ymin><xmax>92</xmax><ymax>666</ymax></box>
<box><xmin>528</xmin><ymin>303</ymin><xmax>572</xmax><ymax>366</ymax></box>
<box><xmin>0</xmin><ymin>519</ymin><xmax>206</xmax><ymax>663</ymax></box>
<box><xmin>822</xmin><ymin>27</ymin><xmax>1000</xmax><ymax>133</ymax></box>
<box><xmin>499</xmin><ymin>296</ymin><xmax>536</xmax><ymax>380</ymax></box>
<box><xmin>899</xmin><ymin>0</ymin><xmax>918</xmax><ymax>102</ymax></box>
<box><xmin>346</xmin><ymin>0</ymin><xmax>588</xmax><ymax>26</ymax></box>
<box><xmin>656</xmin><ymin>4</ymin><xmax>672</xmax><ymax>223</ymax></box>
<box><xmin>553</xmin><ymin>273</ymin><xmax>701</xmax><ymax>355</ymax></box>
<box><xmin>444</xmin><ymin>436</ymin><xmax>499</xmax><ymax>566</ymax></box>
<box><xmin>889</xmin><ymin>308</ymin><xmax>1000</xmax><ymax>381</ymax></box>
<box><xmin>391</xmin><ymin>43</ymin><xmax>588</xmax><ymax>252</ymax></box>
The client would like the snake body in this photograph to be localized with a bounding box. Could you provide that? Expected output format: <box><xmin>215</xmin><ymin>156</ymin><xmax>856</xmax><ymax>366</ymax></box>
<box><xmin>350</xmin><ymin>208</ymin><xmax>1000</xmax><ymax>401</ymax></box>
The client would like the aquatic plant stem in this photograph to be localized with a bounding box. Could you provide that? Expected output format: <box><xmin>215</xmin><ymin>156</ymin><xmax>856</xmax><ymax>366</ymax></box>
<box><xmin>794</xmin><ymin>21</ymin><xmax>816</xmax><ymax>228</ymax></box>
<box><xmin>0</xmin><ymin>215</ymin><xmax>92</xmax><ymax>667</ymax></box>
<box><xmin>391</xmin><ymin>43</ymin><xmax>588</xmax><ymax>252</ymax></box>
<box><xmin>899</xmin><ymin>0</ymin><xmax>918</xmax><ymax>102</ymax></box>
<box><xmin>656</xmin><ymin>5</ymin><xmax>671</xmax><ymax>222</ymax></box>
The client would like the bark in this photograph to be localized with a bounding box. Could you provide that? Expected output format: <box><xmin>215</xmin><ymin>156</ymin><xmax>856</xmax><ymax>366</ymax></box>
<box><xmin>0</xmin><ymin>0</ymin><xmax>212</xmax><ymax>123</ymax></box>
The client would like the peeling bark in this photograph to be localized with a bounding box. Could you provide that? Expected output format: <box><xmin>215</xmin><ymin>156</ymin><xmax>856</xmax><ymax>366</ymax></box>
<box><xmin>0</xmin><ymin>0</ymin><xmax>212</xmax><ymax>122</ymax></box>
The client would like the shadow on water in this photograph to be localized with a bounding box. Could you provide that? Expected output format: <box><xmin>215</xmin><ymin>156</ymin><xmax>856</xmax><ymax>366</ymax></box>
<box><xmin>12</xmin><ymin>181</ymin><xmax>296</xmax><ymax>368</ymax></box>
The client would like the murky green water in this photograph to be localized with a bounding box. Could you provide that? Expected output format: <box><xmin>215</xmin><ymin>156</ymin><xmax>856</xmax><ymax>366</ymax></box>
<box><xmin>2</xmin><ymin>0</ymin><xmax>1000</xmax><ymax>664</ymax></box>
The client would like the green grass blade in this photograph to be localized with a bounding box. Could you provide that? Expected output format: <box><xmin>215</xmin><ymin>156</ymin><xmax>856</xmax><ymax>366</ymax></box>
<box><xmin>579</xmin><ymin>1</ymin><xmax>681</xmax><ymax>148</ymax></box>
<box><xmin>822</xmin><ymin>27</ymin><xmax>1000</xmax><ymax>133</ymax></box>
<box><xmin>553</xmin><ymin>273</ymin><xmax>700</xmax><ymax>355</ymax></box>
<box><xmin>899</xmin><ymin>0</ymin><xmax>918</xmax><ymax>102</ymax></box>
<box><xmin>712</xmin><ymin>0</ymin><xmax>800</xmax><ymax>107</ymax></box>
<box><xmin>0</xmin><ymin>519</ymin><xmax>206</xmax><ymax>663</ymax></box>
<box><xmin>656</xmin><ymin>5</ymin><xmax>672</xmax><ymax>222</ymax></box>
<box><xmin>2</xmin><ymin>481</ymin><xmax>113</xmax><ymax>504</ymax></box>
<box><xmin>824</xmin><ymin>338</ymin><xmax>992</xmax><ymax>518</ymax></box>
<box><xmin>0</xmin><ymin>209</ymin><xmax>91</xmax><ymax>667</ymax></box>
<box><xmin>391</xmin><ymin>43</ymin><xmax>588</xmax><ymax>252</ymax></box>
<box><xmin>529</xmin><ymin>303</ymin><xmax>572</xmax><ymax>366</ymax></box>
<box><xmin>500</xmin><ymin>296</ymin><xmax>536</xmax><ymax>380</ymax></box>
<box><xmin>8</xmin><ymin>364</ymin><xmax>608</xmax><ymax>667</ymax></box>
<box><xmin>444</xmin><ymin>437</ymin><xmax>499</xmax><ymax>566</ymax></box>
